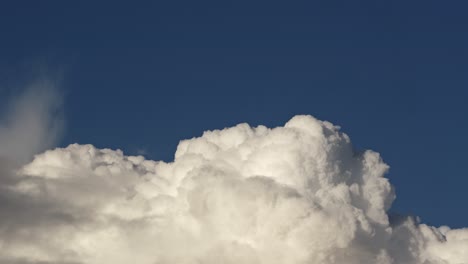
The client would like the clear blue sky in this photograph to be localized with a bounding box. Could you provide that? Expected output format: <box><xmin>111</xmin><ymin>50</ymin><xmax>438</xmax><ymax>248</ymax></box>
<box><xmin>0</xmin><ymin>1</ymin><xmax>467</xmax><ymax>228</ymax></box>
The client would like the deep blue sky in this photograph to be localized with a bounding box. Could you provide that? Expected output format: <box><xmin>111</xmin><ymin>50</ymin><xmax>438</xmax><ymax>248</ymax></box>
<box><xmin>0</xmin><ymin>1</ymin><xmax>467</xmax><ymax>228</ymax></box>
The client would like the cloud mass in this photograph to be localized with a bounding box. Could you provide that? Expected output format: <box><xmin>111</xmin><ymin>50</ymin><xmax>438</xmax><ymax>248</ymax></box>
<box><xmin>0</xmin><ymin>94</ymin><xmax>466</xmax><ymax>263</ymax></box>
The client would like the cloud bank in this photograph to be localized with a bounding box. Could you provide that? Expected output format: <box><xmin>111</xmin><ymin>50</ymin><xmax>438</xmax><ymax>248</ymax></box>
<box><xmin>0</xmin><ymin>91</ymin><xmax>466</xmax><ymax>263</ymax></box>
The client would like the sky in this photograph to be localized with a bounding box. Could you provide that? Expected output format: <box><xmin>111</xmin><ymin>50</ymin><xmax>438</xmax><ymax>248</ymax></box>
<box><xmin>0</xmin><ymin>0</ymin><xmax>467</xmax><ymax>245</ymax></box>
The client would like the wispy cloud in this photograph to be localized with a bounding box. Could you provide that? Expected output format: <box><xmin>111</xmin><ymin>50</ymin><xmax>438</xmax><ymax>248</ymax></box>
<box><xmin>0</xmin><ymin>77</ymin><xmax>63</xmax><ymax>165</ymax></box>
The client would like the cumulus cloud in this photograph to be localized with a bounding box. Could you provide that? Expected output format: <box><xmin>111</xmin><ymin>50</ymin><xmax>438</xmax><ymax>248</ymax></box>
<box><xmin>0</xmin><ymin>106</ymin><xmax>466</xmax><ymax>263</ymax></box>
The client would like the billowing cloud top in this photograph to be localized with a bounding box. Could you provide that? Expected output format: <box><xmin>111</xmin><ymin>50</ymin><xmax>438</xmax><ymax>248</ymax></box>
<box><xmin>1</xmin><ymin>115</ymin><xmax>467</xmax><ymax>264</ymax></box>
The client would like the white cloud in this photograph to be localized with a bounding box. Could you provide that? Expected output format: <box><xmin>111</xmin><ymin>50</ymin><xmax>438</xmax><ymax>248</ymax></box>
<box><xmin>0</xmin><ymin>112</ymin><xmax>466</xmax><ymax>263</ymax></box>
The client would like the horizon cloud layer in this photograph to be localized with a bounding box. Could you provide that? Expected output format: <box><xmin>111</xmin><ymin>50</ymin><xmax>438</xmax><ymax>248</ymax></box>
<box><xmin>0</xmin><ymin>89</ymin><xmax>467</xmax><ymax>263</ymax></box>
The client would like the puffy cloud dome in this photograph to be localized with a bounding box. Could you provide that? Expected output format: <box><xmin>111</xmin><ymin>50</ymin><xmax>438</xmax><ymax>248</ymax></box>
<box><xmin>0</xmin><ymin>115</ymin><xmax>466</xmax><ymax>264</ymax></box>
